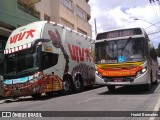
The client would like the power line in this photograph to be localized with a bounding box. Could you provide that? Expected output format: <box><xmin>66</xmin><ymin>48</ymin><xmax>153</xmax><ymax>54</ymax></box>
<box><xmin>149</xmin><ymin>0</ymin><xmax>160</xmax><ymax>26</ymax></box>
<box><xmin>148</xmin><ymin>30</ymin><xmax>160</xmax><ymax>35</ymax></box>
<box><xmin>150</xmin><ymin>35</ymin><xmax>160</xmax><ymax>39</ymax></box>
<box><xmin>134</xmin><ymin>18</ymin><xmax>160</xmax><ymax>29</ymax></box>
<box><xmin>145</xmin><ymin>20</ymin><xmax>160</xmax><ymax>29</ymax></box>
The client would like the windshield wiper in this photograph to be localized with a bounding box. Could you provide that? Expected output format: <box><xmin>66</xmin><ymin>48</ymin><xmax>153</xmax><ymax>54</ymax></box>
<box><xmin>4</xmin><ymin>71</ymin><xmax>17</xmax><ymax>77</ymax></box>
<box><xmin>121</xmin><ymin>37</ymin><xmax>132</xmax><ymax>56</ymax></box>
<box><xmin>18</xmin><ymin>68</ymin><xmax>38</xmax><ymax>75</ymax></box>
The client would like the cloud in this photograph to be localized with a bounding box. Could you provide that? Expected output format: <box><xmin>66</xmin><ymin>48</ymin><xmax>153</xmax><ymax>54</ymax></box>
<box><xmin>89</xmin><ymin>0</ymin><xmax>160</xmax><ymax>48</ymax></box>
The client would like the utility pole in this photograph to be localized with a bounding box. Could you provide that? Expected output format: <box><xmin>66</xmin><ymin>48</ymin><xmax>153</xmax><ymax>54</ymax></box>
<box><xmin>94</xmin><ymin>18</ymin><xmax>97</xmax><ymax>36</ymax></box>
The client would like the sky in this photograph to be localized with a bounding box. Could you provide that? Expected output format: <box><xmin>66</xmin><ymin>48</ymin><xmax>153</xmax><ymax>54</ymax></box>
<box><xmin>88</xmin><ymin>0</ymin><xmax>160</xmax><ymax>48</ymax></box>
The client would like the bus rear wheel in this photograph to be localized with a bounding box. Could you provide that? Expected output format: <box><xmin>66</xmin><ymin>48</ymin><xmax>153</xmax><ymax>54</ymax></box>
<box><xmin>73</xmin><ymin>76</ymin><xmax>83</xmax><ymax>93</ymax></box>
<box><xmin>107</xmin><ymin>85</ymin><xmax>115</xmax><ymax>92</ymax></box>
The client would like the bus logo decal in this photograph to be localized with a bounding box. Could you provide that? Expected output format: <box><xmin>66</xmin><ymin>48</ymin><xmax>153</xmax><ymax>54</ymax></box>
<box><xmin>10</xmin><ymin>29</ymin><xmax>36</xmax><ymax>44</ymax></box>
<box><xmin>68</xmin><ymin>44</ymin><xmax>91</xmax><ymax>62</ymax></box>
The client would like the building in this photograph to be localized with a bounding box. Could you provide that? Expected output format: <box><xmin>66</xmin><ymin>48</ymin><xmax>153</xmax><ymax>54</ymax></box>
<box><xmin>0</xmin><ymin>0</ymin><xmax>40</xmax><ymax>50</ymax></box>
<box><xmin>34</xmin><ymin>0</ymin><xmax>92</xmax><ymax>37</ymax></box>
<box><xmin>0</xmin><ymin>0</ymin><xmax>92</xmax><ymax>50</ymax></box>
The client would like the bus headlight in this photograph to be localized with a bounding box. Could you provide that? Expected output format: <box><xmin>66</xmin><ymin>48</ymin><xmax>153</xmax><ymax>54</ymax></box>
<box><xmin>142</xmin><ymin>68</ymin><xmax>147</xmax><ymax>73</ymax></box>
<box><xmin>136</xmin><ymin>67</ymin><xmax>147</xmax><ymax>77</ymax></box>
<box><xmin>29</xmin><ymin>72</ymin><xmax>44</xmax><ymax>83</ymax></box>
<box><xmin>96</xmin><ymin>70</ymin><xmax>102</xmax><ymax>78</ymax></box>
<box><xmin>34</xmin><ymin>72</ymin><xmax>43</xmax><ymax>80</ymax></box>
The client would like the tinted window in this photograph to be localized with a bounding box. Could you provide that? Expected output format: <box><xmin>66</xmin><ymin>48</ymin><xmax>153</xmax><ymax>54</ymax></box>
<box><xmin>41</xmin><ymin>52</ymin><xmax>59</xmax><ymax>70</ymax></box>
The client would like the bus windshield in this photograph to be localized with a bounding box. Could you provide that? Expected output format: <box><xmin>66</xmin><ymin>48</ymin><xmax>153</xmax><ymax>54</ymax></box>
<box><xmin>95</xmin><ymin>37</ymin><xmax>146</xmax><ymax>64</ymax></box>
<box><xmin>4</xmin><ymin>48</ymin><xmax>39</xmax><ymax>78</ymax></box>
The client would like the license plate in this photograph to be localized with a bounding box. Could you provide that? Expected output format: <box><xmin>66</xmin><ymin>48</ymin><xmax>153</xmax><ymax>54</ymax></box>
<box><xmin>114</xmin><ymin>79</ymin><xmax>123</xmax><ymax>82</ymax></box>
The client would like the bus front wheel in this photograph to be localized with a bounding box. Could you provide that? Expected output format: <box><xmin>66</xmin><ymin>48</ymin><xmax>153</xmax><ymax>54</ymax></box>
<box><xmin>107</xmin><ymin>85</ymin><xmax>115</xmax><ymax>92</ymax></box>
<box><xmin>45</xmin><ymin>91</ymin><xmax>54</xmax><ymax>97</ymax></box>
<box><xmin>31</xmin><ymin>93</ymin><xmax>42</xmax><ymax>99</ymax></box>
<box><xmin>61</xmin><ymin>78</ymin><xmax>72</xmax><ymax>95</ymax></box>
<box><xmin>144</xmin><ymin>83</ymin><xmax>151</xmax><ymax>91</ymax></box>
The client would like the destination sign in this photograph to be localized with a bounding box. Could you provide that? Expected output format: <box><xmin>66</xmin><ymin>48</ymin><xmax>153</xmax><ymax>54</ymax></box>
<box><xmin>96</xmin><ymin>28</ymin><xmax>142</xmax><ymax>40</ymax></box>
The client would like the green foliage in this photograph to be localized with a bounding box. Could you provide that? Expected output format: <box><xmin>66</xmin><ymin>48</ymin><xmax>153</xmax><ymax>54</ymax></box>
<box><xmin>156</xmin><ymin>43</ymin><xmax>160</xmax><ymax>57</ymax></box>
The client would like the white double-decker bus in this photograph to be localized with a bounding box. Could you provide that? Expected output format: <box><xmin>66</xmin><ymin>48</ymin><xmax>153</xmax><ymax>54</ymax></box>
<box><xmin>95</xmin><ymin>27</ymin><xmax>158</xmax><ymax>91</ymax></box>
<box><xmin>1</xmin><ymin>21</ymin><xmax>95</xmax><ymax>98</ymax></box>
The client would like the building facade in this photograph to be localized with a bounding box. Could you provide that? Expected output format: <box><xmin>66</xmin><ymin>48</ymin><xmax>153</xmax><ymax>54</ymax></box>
<box><xmin>0</xmin><ymin>0</ymin><xmax>92</xmax><ymax>50</ymax></box>
<box><xmin>34</xmin><ymin>0</ymin><xmax>92</xmax><ymax>37</ymax></box>
<box><xmin>0</xmin><ymin>0</ymin><xmax>40</xmax><ymax>50</ymax></box>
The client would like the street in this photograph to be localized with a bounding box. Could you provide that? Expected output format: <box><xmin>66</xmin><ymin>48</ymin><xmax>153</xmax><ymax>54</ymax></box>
<box><xmin>0</xmin><ymin>80</ymin><xmax>160</xmax><ymax>120</ymax></box>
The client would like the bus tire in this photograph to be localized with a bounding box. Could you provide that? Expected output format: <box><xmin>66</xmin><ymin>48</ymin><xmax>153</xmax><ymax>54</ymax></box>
<box><xmin>107</xmin><ymin>85</ymin><xmax>115</xmax><ymax>92</ymax></box>
<box><xmin>73</xmin><ymin>76</ymin><xmax>83</xmax><ymax>93</ymax></box>
<box><xmin>144</xmin><ymin>83</ymin><xmax>151</xmax><ymax>91</ymax></box>
<box><xmin>61</xmin><ymin>78</ymin><xmax>72</xmax><ymax>95</ymax></box>
<box><xmin>31</xmin><ymin>93</ymin><xmax>41</xmax><ymax>99</ymax></box>
<box><xmin>45</xmin><ymin>91</ymin><xmax>54</xmax><ymax>97</ymax></box>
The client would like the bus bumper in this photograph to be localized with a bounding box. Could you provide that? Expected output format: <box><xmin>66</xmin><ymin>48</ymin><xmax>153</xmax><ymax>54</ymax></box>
<box><xmin>2</xmin><ymin>75</ymin><xmax>62</xmax><ymax>97</ymax></box>
<box><xmin>95</xmin><ymin>70</ymin><xmax>150</xmax><ymax>86</ymax></box>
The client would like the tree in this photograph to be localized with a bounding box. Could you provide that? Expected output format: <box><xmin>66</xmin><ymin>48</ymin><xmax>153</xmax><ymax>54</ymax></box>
<box><xmin>156</xmin><ymin>43</ymin><xmax>160</xmax><ymax>57</ymax></box>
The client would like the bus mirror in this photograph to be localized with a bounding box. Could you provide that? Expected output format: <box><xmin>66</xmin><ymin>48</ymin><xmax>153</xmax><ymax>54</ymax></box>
<box><xmin>89</xmin><ymin>41</ymin><xmax>95</xmax><ymax>58</ymax></box>
<box><xmin>31</xmin><ymin>39</ymin><xmax>51</xmax><ymax>53</ymax></box>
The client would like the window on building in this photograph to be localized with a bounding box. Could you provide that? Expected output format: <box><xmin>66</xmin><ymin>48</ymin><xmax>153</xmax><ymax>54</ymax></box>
<box><xmin>44</xmin><ymin>14</ymin><xmax>51</xmax><ymax>21</ymax></box>
<box><xmin>60</xmin><ymin>0</ymin><xmax>74</xmax><ymax>11</ymax></box>
<box><xmin>86</xmin><ymin>0</ymin><xmax>89</xmax><ymax>3</ymax></box>
<box><xmin>77</xmin><ymin>28</ymin><xmax>87</xmax><ymax>35</ymax></box>
<box><xmin>76</xmin><ymin>6</ymin><xmax>86</xmax><ymax>21</ymax></box>
<box><xmin>61</xmin><ymin>18</ymin><xmax>74</xmax><ymax>29</ymax></box>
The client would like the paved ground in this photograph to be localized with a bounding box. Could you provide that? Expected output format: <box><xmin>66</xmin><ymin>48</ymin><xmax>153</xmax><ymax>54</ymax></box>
<box><xmin>0</xmin><ymin>82</ymin><xmax>160</xmax><ymax>120</ymax></box>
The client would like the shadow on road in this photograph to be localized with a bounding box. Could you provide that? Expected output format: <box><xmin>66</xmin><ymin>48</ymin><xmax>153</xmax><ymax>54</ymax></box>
<box><xmin>1</xmin><ymin>85</ymin><xmax>102</xmax><ymax>103</ymax></box>
<box><xmin>98</xmin><ymin>81</ymin><xmax>160</xmax><ymax>95</ymax></box>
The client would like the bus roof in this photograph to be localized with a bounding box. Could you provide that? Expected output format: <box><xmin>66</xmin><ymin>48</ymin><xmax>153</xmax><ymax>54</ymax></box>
<box><xmin>5</xmin><ymin>21</ymin><xmax>46</xmax><ymax>50</ymax></box>
<box><xmin>4</xmin><ymin>21</ymin><xmax>93</xmax><ymax>54</ymax></box>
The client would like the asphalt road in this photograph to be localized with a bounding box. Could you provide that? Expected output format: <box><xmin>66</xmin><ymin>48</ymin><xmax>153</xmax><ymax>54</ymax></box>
<box><xmin>0</xmin><ymin>81</ymin><xmax>160</xmax><ymax>120</ymax></box>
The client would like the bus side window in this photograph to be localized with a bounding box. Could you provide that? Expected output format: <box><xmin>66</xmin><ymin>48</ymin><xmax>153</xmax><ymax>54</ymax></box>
<box><xmin>41</xmin><ymin>52</ymin><xmax>59</xmax><ymax>70</ymax></box>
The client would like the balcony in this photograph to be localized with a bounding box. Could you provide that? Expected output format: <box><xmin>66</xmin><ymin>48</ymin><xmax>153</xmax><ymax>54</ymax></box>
<box><xmin>18</xmin><ymin>0</ymin><xmax>41</xmax><ymax>6</ymax></box>
<box><xmin>17</xmin><ymin>1</ymin><xmax>40</xmax><ymax>19</ymax></box>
